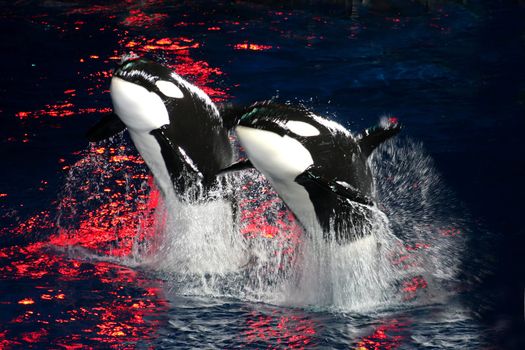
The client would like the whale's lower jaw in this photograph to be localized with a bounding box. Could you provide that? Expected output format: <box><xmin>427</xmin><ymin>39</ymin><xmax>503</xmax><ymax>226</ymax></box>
<box><xmin>235</xmin><ymin>126</ymin><xmax>323</xmax><ymax>234</ymax></box>
<box><xmin>110</xmin><ymin>77</ymin><xmax>170</xmax><ymax>132</ymax></box>
<box><xmin>269</xmin><ymin>177</ymin><xmax>323</xmax><ymax>234</ymax></box>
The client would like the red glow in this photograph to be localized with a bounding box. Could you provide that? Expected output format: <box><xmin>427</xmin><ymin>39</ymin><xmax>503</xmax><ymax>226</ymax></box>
<box><xmin>404</xmin><ymin>243</ymin><xmax>430</xmax><ymax>251</ymax></box>
<box><xmin>67</xmin><ymin>5</ymin><xmax>114</xmax><ymax>15</ymax></box>
<box><xmin>122</xmin><ymin>9</ymin><xmax>168</xmax><ymax>27</ymax></box>
<box><xmin>6</xmin><ymin>210</ymin><xmax>54</xmax><ymax>236</ymax></box>
<box><xmin>115</xmin><ymin>35</ymin><xmax>230</xmax><ymax>101</ymax></box>
<box><xmin>123</xmin><ymin>36</ymin><xmax>200</xmax><ymax>53</ymax></box>
<box><xmin>21</xmin><ymin>329</ymin><xmax>48</xmax><ymax>343</ymax></box>
<box><xmin>234</xmin><ymin>43</ymin><xmax>273</xmax><ymax>51</ymax></box>
<box><xmin>1</xmin><ymin>242</ymin><xmax>168</xmax><ymax>347</ymax></box>
<box><xmin>439</xmin><ymin>227</ymin><xmax>461</xmax><ymax>237</ymax></box>
<box><xmin>42</xmin><ymin>146</ymin><xmax>159</xmax><ymax>257</ymax></box>
<box><xmin>244</xmin><ymin>312</ymin><xmax>316</xmax><ymax>348</ymax></box>
<box><xmin>170</xmin><ymin>55</ymin><xmax>229</xmax><ymax>101</ymax></box>
<box><xmin>356</xmin><ymin>319</ymin><xmax>406</xmax><ymax>350</ymax></box>
<box><xmin>15</xmin><ymin>100</ymin><xmax>111</xmax><ymax>120</ymax></box>
<box><xmin>47</xmin><ymin>189</ymin><xmax>157</xmax><ymax>257</ymax></box>
<box><xmin>402</xmin><ymin>276</ymin><xmax>428</xmax><ymax>300</ymax></box>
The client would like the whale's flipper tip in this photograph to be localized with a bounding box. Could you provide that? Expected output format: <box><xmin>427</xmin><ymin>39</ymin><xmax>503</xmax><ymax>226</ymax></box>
<box><xmin>358</xmin><ymin>117</ymin><xmax>401</xmax><ymax>158</ymax></box>
<box><xmin>86</xmin><ymin>112</ymin><xmax>127</xmax><ymax>142</ymax></box>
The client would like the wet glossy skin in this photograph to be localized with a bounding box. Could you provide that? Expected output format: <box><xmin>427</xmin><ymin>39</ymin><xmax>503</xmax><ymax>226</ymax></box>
<box><xmin>1</xmin><ymin>1</ymin><xmax>524</xmax><ymax>349</ymax></box>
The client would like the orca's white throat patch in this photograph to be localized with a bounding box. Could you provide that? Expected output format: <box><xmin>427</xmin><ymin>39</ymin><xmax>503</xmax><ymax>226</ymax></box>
<box><xmin>236</xmin><ymin>126</ymin><xmax>321</xmax><ymax>230</ymax></box>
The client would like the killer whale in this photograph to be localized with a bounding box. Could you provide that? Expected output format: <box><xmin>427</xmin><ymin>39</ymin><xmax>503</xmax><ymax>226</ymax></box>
<box><xmin>87</xmin><ymin>55</ymin><xmax>233</xmax><ymax>200</ymax></box>
<box><xmin>223</xmin><ymin>102</ymin><xmax>401</xmax><ymax>242</ymax></box>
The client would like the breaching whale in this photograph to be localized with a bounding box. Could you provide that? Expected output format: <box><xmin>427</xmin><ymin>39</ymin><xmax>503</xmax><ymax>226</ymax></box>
<box><xmin>223</xmin><ymin>102</ymin><xmax>401</xmax><ymax>242</ymax></box>
<box><xmin>87</xmin><ymin>55</ymin><xmax>233</xmax><ymax>200</ymax></box>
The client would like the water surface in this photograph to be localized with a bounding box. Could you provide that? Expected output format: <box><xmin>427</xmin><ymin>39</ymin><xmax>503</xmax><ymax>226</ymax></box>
<box><xmin>1</xmin><ymin>1</ymin><xmax>524</xmax><ymax>349</ymax></box>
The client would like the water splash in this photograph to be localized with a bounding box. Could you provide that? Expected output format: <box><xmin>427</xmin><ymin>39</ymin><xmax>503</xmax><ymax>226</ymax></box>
<box><xmin>54</xmin><ymin>136</ymin><xmax>466</xmax><ymax>313</ymax></box>
<box><xmin>372</xmin><ymin>138</ymin><xmax>466</xmax><ymax>296</ymax></box>
<box><xmin>284</xmin><ymin>208</ymin><xmax>404</xmax><ymax>311</ymax></box>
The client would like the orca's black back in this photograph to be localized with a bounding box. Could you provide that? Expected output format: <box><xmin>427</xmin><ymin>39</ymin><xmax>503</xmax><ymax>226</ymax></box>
<box><xmin>158</xmin><ymin>89</ymin><xmax>233</xmax><ymax>190</ymax></box>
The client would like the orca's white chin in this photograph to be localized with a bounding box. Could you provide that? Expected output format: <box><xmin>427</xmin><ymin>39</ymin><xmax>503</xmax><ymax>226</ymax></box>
<box><xmin>110</xmin><ymin>77</ymin><xmax>170</xmax><ymax>132</ymax></box>
<box><xmin>235</xmin><ymin>125</ymin><xmax>320</xmax><ymax>230</ymax></box>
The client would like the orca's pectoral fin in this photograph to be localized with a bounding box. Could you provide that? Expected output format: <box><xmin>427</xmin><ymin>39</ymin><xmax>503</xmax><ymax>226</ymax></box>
<box><xmin>86</xmin><ymin>112</ymin><xmax>127</xmax><ymax>142</ymax></box>
<box><xmin>218</xmin><ymin>159</ymin><xmax>253</xmax><ymax>175</ymax></box>
<box><xmin>149</xmin><ymin>125</ymin><xmax>185</xmax><ymax>178</ymax></box>
<box><xmin>358</xmin><ymin>117</ymin><xmax>401</xmax><ymax>158</ymax></box>
<box><xmin>295</xmin><ymin>168</ymin><xmax>374</xmax><ymax>206</ymax></box>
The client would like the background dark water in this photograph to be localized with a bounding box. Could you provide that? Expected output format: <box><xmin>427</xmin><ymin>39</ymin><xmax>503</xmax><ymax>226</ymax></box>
<box><xmin>1</xmin><ymin>0</ymin><xmax>524</xmax><ymax>348</ymax></box>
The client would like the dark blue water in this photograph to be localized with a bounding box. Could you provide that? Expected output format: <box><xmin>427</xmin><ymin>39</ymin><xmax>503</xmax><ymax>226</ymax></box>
<box><xmin>1</xmin><ymin>1</ymin><xmax>524</xmax><ymax>349</ymax></box>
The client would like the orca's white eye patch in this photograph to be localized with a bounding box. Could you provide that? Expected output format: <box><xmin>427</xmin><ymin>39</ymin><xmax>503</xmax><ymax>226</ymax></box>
<box><xmin>155</xmin><ymin>80</ymin><xmax>184</xmax><ymax>98</ymax></box>
<box><xmin>285</xmin><ymin>120</ymin><xmax>320</xmax><ymax>136</ymax></box>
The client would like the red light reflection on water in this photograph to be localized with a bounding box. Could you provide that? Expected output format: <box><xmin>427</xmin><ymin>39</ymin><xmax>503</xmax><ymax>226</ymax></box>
<box><xmin>234</xmin><ymin>43</ymin><xmax>273</xmax><ymax>51</ymax></box>
<box><xmin>4</xmin><ymin>210</ymin><xmax>54</xmax><ymax>237</ymax></box>
<box><xmin>118</xmin><ymin>35</ymin><xmax>229</xmax><ymax>101</ymax></box>
<box><xmin>439</xmin><ymin>227</ymin><xmax>461</xmax><ymax>237</ymax></box>
<box><xmin>390</xmin><ymin>244</ymin><xmax>430</xmax><ymax>300</ymax></box>
<box><xmin>0</xmin><ymin>244</ymin><xmax>168</xmax><ymax>348</ymax></box>
<box><xmin>171</xmin><ymin>55</ymin><xmax>229</xmax><ymax>101</ymax></box>
<box><xmin>49</xmin><ymin>145</ymin><xmax>161</xmax><ymax>257</ymax></box>
<box><xmin>401</xmin><ymin>276</ymin><xmax>428</xmax><ymax>301</ymax></box>
<box><xmin>0</xmin><ymin>140</ymin><xmax>167</xmax><ymax>349</ymax></box>
<box><xmin>16</xmin><ymin>103</ymin><xmax>112</xmax><ymax>121</ymax></box>
<box><xmin>356</xmin><ymin>319</ymin><xmax>406</xmax><ymax>350</ymax></box>
<box><xmin>122</xmin><ymin>9</ymin><xmax>168</xmax><ymax>27</ymax></box>
<box><xmin>243</xmin><ymin>311</ymin><xmax>316</xmax><ymax>349</ymax></box>
<box><xmin>238</xmin><ymin>180</ymin><xmax>303</xmax><ymax>272</ymax></box>
<box><xmin>67</xmin><ymin>5</ymin><xmax>115</xmax><ymax>15</ymax></box>
<box><xmin>15</xmin><ymin>30</ymin><xmax>231</xmax><ymax>121</ymax></box>
<box><xmin>124</xmin><ymin>36</ymin><xmax>200</xmax><ymax>52</ymax></box>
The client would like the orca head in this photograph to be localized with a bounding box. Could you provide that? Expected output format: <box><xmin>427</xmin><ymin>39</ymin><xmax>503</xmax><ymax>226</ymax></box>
<box><xmin>235</xmin><ymin>106</ymin><xmax>323</xmax><ymax>182</ymax></box>
<box><xmin>236</xmin><ymin>105</ymin><xmax>322</xmax><ymax>138</ymax></box>
<box><xmin>110</xmin><ymin>55</ymin><xmax>189</xmax><ymax>132</ymax></box>
<box><xmin>235</xmin><ymin>104</ymin><xmax>375</xmax><ymax>203</ymax></box>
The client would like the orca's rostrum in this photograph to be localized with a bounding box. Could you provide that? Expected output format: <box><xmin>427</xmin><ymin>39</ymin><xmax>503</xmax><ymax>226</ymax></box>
<box><xmin>87</xmin><ymin>55</ymin><xmax>233</xmax><ymax>200</ymax></box>
<box><xmin>224</xmin><ymin>102</ymin><xmax>401</xmax><ymax>242</ymax></box>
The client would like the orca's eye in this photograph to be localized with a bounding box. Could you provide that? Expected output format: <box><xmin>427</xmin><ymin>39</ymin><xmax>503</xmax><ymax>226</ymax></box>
<box><xmin>285</xmin><ymin>120</ymin><xmax>320</xmax><ymax>136</ymax></box>
<box><xmin>155</xmin><ymin>80</ymin><xmax>184</xmax><ymax>98</ymax></box>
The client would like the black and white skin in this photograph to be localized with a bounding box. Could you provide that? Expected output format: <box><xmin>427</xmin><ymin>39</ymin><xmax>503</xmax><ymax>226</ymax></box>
<box><xmin>87</xmin><ymin>55</ymin><xmax>233</xmax><ymax>201</ymax></box>
<box><xmin>223</xmin><ymin>102</ymin><xmax>401</xmax><ymax>242</ymax></box>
